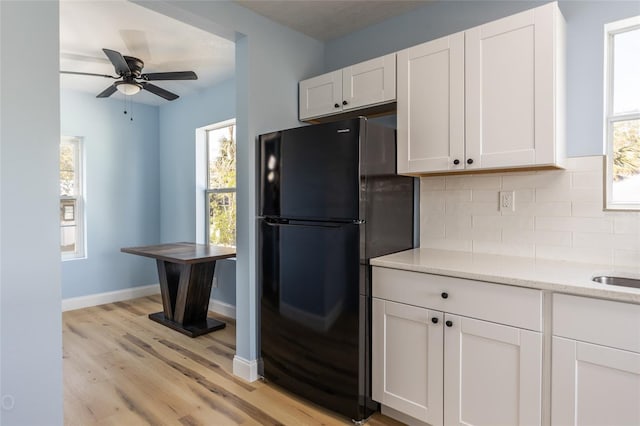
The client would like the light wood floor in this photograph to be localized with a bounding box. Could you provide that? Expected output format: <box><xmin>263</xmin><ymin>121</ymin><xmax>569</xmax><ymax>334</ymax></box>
<box><xmin>63</xmin><ymin>295</ymin><xmax>404</xmax><ymax>425</ymax></box>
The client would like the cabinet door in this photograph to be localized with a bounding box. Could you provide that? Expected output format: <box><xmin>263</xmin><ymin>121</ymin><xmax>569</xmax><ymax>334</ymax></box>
<box><xmin>299</xmin><ymin>70</ymin><xmax>342</xmax><ymax>120</ymax></box>
<box><xmin>444</xmin><ymin>315</ymin><xmax>542</xmax><ymax>426</ymax></box>
<box><xmin>552</xmin><ymin>336</ymin><xmax>640</xmax><ymax>426</ymax></box>
<box><xmin>465</xmin><ymin>3</ymin><xmax>559</xmax><ymax>169</ymax></box>
<box><xmin>372</xmin><ymin>298</ymin><xmax>444</xmax><ymax>426</ymax></box>
<box><xmin>342</xmin><ymin>53</ymin><xmax>396</xmax><ymax>111</ymax></box>
<box><xmin>397</xmin><ymin>32</ymin><xmax>465</xmax><ymax>174</ymax></box>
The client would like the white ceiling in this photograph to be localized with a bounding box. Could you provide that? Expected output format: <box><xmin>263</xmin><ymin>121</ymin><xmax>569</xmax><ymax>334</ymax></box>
<box><xmin>60</xmin><ymin>0</ymin><xmax>433</xmax><ymax>106</ymax></box>
<box><xmin>59</xmin><ymin>0</ymin><xmax>235</xmax><ymax>106</ymax></box>
<box><xmin>234</xmin><ymin>0</ymin><xmax>433</xmax><ymax>41</ymax></box>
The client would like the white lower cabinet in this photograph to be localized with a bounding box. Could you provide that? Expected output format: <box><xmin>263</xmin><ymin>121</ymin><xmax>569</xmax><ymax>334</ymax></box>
<box><xmin>552</xmin><ymin>294</ymin><xmax>640</xmax><ymax>426</ymax></box>
<box><xmin>444</xmin><ymin>315</ymin><xmax>542</xmax><ymax>426</ymax></box>
<box><xmin>372</xmin><ymin>299</ymin><xmax>443</xmax><ymax>425</ymax></box>
<box><xmin>372</xmin><ymin>267</ymin><xmax>543</xmax><ymax>426</ymax></box>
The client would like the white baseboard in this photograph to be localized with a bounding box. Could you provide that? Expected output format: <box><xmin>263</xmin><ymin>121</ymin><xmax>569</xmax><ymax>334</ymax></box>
<box><xmin>233</xmin><ymin>356</ymin><xmax>260</xmax><ymax>382</ymax></box>
<box><xmin>208</xmin><ymin>298</ymin><xmax>236</xmax><ymax>319</ymax></box>
<box><xmin>62</xmin><ymin>284</ymin><xmax>160</xmax><ymax>312</ymax></box>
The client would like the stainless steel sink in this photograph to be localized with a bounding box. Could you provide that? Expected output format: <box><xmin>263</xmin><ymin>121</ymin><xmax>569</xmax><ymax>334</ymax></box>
<box><xmin>592</xmin><ymin>276</ymin><xmax>640</xmax><ymax>289</ymax></box>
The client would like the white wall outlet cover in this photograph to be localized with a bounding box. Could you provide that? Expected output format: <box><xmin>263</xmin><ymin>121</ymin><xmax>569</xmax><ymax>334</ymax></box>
<box><xmin>499</xmin><ymin>191</ymin><xmax>515</xmax><ymax>212</ymax></box>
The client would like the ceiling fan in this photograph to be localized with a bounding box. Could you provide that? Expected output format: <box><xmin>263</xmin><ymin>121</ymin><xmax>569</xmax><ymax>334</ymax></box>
<box><xmin>60</xmin><ymin>48</ymin><xmax>198</xmax><ymax>101</ymax></box>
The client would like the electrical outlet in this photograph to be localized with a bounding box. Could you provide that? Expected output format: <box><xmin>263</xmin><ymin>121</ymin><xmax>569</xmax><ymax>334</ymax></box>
<box><xmin>499</xmin><ymin>191</ymin><xmax>515</xmax><ymax>212</ymax></box>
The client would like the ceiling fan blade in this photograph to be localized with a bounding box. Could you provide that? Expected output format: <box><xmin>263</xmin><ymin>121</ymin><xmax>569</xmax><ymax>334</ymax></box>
<box><xmin>119</xmin><ymin>29</ymin><xmax>151</xmax><ymax>61</ymax></box>
<box><xmin>96</xmin><ymin>84</ymin><xmax>117</xmax><ymax>98</ymax></box>
<box><xmin>141</xmin><ymin>71</ymin><xmax>198</xmax><ymax>81</ymax></box>
<box><xmin>60</xmin><ymin>52</ymin><xmax>110</xmax><ymax>65</ymax></box>
<box><xmin>141</xmin><ymin>82</ymin><xmax>179</xmax><ymax>101</ymax></box>
<box><xmin>102</xmin><ymin>48</ymin><xmax>130</xmax><ymax>76</ymax></box>
<box><xmin>60</xmin><ymin>70</ymin><xmax>117</xmax><ymax>79</ymax></box>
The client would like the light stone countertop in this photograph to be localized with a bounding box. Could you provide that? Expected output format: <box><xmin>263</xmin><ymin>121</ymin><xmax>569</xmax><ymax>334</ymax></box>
<box><xmin>370</xmin><ymin>248</ymin><xmax>640</xmax><ymax>304</ymax></box>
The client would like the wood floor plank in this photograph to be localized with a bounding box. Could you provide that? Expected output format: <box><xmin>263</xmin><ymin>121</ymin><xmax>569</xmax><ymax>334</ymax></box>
<box><xmin>63</xmin><ymin>296</ymin><xmax>401</xmax><ymax>426</ymax></box>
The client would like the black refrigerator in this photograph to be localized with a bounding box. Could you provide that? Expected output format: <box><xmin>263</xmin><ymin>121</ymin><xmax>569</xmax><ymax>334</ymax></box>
<box><xmin>258</xmin><ymin>117</ymin><xmax>414</xmax><ymax>421</ymax></box>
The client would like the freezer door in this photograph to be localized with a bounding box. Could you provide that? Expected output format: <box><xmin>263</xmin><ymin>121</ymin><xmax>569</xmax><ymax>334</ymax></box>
<box><xmin>259</xmin><ymin>218</ymin><xmax>371</xmax><ymax>420</ymax></box>
<box><xmin>259</xmin><ymin>119</ymin><xmax>361</xmax><ymax>221</ymax></box>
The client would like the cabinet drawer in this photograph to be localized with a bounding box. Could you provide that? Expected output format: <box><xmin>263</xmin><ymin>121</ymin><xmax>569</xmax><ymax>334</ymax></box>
<box><xmin>553</xmin><ymin>294</ymin><xmax>640</xmax><ymax>353</ymax></box>
<box><xmin>372</xmin><ymin>267</ymin><xmax>542</xmax><ymax>332</ymax></box>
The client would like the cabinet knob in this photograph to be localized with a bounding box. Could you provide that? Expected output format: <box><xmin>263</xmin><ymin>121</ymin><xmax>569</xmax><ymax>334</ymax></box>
<box><xmin>334</xmin><ymin>103</ymin><xmax>340</xmax><ymax>108</ymax></box>
<box><xmin>441</xmin><ymin>292</ymin><xmax>448</xmax><ymax>299</ymax></box>
<box><xmin>446</xmin><ymin>320</ymin><xmax>453</xmax><ymax>327</ymax></box>
<box><xmin>431</xmin><ymin>317</ymin><xmax>439</xmax><ymax>324</ymax></box>
<box><xmin>453</xmin><ymin>159</ymin><xmax>460</xmax><ymax>165</ymax></box>
<box><xmin>342</xmin><ymin>100</ymin><xmax>348</xmax><ymax>106</ymax></box>
<box><xmin>467</xmin><ymin>158</ymin><xmax>474</xmax><ymax>165</ymax></box>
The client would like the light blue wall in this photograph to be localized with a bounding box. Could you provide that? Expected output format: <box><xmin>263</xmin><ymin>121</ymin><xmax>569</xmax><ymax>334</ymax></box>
<box><xmin>137</xmin><ymin>0</ymin><xmax>325</xmax><ymax>367</ymax></box>
<box><xmin>324</xmin><ymin>0</ymin><xmax>640</xmax><ymax>157</ymax></box>
<box><xmin>1</xmin><ymin>1</ymin><xmax>63</xmax><ymax>424</ymax></box>
<box><xmin>158</xmin><ymin>78</ymin><xmax>237</xmax><ymax>306</ymax></box>
<box><xmin>60</xmin><ymin>90</ymin><xmax>160</xmax><ymax>299</ymax></box>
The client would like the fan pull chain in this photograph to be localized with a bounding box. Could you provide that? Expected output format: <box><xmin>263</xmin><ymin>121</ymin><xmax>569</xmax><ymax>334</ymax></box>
<box><xmin>122</xmin><ymin>97</ymin><xmax>134</xmax><ymax>122</ymax></box>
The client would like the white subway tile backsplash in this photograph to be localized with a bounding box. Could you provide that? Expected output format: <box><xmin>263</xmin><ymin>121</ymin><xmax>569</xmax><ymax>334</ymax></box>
<box><xmin>613</xmin><ymin>249</ymin><xmax>640</xmax><ymax>267</ymax></box>
<box><xmin>536</xmin><ymin>244</ymin><xmax>614</xmax><ymax>265</ymax></box>
<box><xmin>444</xmin><ymin>175</ymin><xmax>467</xmax><ymax>190</ymax></box>
<box><xmin>566</xmin><ymin>155</ymin><xmax>604</xmax><ymax>171</ymax></box>
<box><xmin>467</xmin><ymin>175</ymin><xmax>502</xmax><ymax>190</ymax></box>
<box><xmin>419</xmin><ymin>156</ymin><xmax>639</xmax><ymax>267</ymax></box>
<box><xmin>422</xmin><ymin>238</ymin><xmax>472</xmax><ymax>252</ymax></box>
<box><xmin>533</xmin><ymin>202</ymin><xmax>572</xmax><ymax>217</ymax></box>
<box><xmin>571</xmin><ymin>202</ymin><xmax>605</xmax><ymax>217</ymax></box>
<box><xmin>471</xmin><ymin>227</ymin><xmax>502</xmax><ymax>242</ymax></box>
<box><xmin>421</xmin><ymin>176</ymin><xmax>446</xmax><ymax>191</ymax></box>
<box><xmin>472</xmin><ymin>190</ymin><xmax>499</xmax><ymax>203</ymax></box>
<box><xmin>571</xmin><ymin>171</ymin><xmax>603</xmax><ymax>189</ymax></box>
<box><xmin>471</xmin><ymin>202</ymin><xmax>501</xmax><ymax>216</ymax></box>
<box><xmin>472</xmin><ymin>241</ymin><xmax>535</xmax><ymax>258</ymax></box>
<box><xmin>612</xmin><ymin>214</ymin><xmax>640</xmax><ymax>234</ymax></box>
<box><xmin>501</xmin><ymin>173</ymin><xmax>539</xmax><ymax>190</ymax></box>
<box><xmin>445</xmin><ymin>189</ymin><xmax>472</xmax><ymax>204</ymax></box>
<box><xmin>474</xmin><ymin>215</ymin><xmax>535</xmax><ymax>231</ymax></box>
<box><xmin>535</xmin><ymin>216</ymin><xmax>613</xmax><ymax>233</ymax></box>
<box><xmin>535</xmin><ymin>230</ymin><xmax>573</xmax><ymax>246</ymax></box>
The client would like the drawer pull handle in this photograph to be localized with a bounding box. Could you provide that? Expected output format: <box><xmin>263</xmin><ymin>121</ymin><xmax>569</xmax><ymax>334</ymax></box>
<box><xmin>467</xmin><ymin>158</ymin><xmax>474</xmax><ymax>165</ymax></box>
<box><xmin>441</xmin><ymin>292</ymin><xmax>449</xmax><ymax>299</ymax></box>
<box><xmin>334</xmin><ymin>103</ymin><xmax>340</xmax><ymax>108</ymax></box>
<box><xmin>342</xmin><ymin>100</ymin><xmax>348</xmax><ymax>106</ymax></box>
<box><xmin>431</xmin><ymin>317</ymin><xmax>439</xmax><ymax>324</ymax></box>
<box><xmin>445</xmin><ymin>320</ymin><xmax>453</xmax><ymax>327</ymax></box>
<box><xmin>453</xmin><ymin>159</ymin><xmax>460</xmax><ymax>165</ymax></box>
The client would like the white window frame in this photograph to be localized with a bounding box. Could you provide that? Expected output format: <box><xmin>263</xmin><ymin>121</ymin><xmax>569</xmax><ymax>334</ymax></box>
<box><xmin>60</xmin><ymin>136</ymin><xmax>86</xmax><ymax>260</ymax></box>
<box><xmin>195</xmin><ymin>119</ymin><xmax>236</xmax><ymax>247</ymax></box>
<box><xmin>604</xmin><ymin>15</ymin><xmax>640</xmax><ymax>210</ymax></box>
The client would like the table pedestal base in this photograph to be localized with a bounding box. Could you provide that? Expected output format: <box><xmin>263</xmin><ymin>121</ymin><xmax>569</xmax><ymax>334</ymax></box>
<box><xmin>149</xmin><ymin>312</ymin><xmax>225</xmax><ymax>338</ymax></box>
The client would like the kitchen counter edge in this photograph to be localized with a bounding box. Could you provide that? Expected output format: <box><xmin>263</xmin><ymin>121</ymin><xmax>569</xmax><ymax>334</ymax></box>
<box><xmin>370</xmin><ymin>248</ymin><xmax>640</xmax><ymax>304</ymax></box>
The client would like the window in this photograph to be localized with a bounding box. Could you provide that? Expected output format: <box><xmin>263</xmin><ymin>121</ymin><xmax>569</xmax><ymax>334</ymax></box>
<box><xmin>605</xmin><ymin>16</ymin><xmax>640</xmax><ymax>210</ymax></box>
<box><xmin>60</xmin><ymin>136</ymin><xmax>85</xmax><ymax>259</ymax></box>
<box><xmin>205</xmin><ymin>120</ymin><xmax>236</xmax><ymax>247</ymax></box>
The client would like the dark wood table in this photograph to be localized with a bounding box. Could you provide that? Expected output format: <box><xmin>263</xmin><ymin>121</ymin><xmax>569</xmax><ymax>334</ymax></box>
<box><xmin>121</xmin><ymin>242</ymin><xmax>236</xmax><ymax>337</ymax></box>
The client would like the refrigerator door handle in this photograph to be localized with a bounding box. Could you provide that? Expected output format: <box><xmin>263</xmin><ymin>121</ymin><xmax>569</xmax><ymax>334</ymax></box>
<box><xmin>262</xmin><ymin>220</ymin><xmax>347</xmax><ymax>229</ymax></box>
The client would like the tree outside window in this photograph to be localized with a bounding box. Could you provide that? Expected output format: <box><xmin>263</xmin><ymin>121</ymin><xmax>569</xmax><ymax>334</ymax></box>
<box><xmin>605</xmin><ymin>17</ymin><xmax>640</xmax><ymax>209</ymax></box>
<box><xmin>60</xmin><ymin>136</ymin><xmax>85</xmax><ymax>259</ymax></box>
<box><xmin>206</xmin><ymin>122</ymin><xmax>236</xmax><ymax>247</ymax></box>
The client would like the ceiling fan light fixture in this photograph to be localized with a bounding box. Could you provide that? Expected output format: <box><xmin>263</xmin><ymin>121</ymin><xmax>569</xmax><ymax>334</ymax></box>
<box><xmin>115</xmin><ymin>81</ymin><xmax>142</xmax><ymax>95</ymax></box>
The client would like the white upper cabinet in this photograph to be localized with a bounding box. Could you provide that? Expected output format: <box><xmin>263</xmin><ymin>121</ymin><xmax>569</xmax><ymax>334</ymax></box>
<box><xmin>298</xmin><ymin>70</ymin><xmax>343</xmax><ymax>121</ymax></box>
<box><xmin>299</xmin><ymin>53</ymin><xmax>396</xmax><ymax>121</ymax></box>
<box><xmin>397</xmin><ymin>32</ymin><xmax>465</xmax><ymax>174</ymax></box>
<box><xmin>398</xmin><ymin>2</ymin><xmax>566</xmax><ymax>175</ymax></box>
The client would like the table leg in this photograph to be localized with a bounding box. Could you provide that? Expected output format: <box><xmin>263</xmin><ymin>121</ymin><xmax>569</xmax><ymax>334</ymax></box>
<box><xmin>156</xmin><ymin>259</ymin><xmax>182</xmax><ymax>320</ymax></box>
<box><xmin>150</xmin><ymin>260</ymin><xmax>225</xmax><ymax>337</ymax></box>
